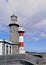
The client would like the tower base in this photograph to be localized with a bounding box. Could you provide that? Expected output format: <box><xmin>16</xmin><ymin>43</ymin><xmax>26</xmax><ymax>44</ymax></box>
<box><xmin>12</xmin><ymin>44</ymin><xmax>19</xmax><ymax>54</ymax></box>
<box><xmin>19</xmin><ymin>47</ymin><xmax>25</xmax><ymax>54</ymax></box>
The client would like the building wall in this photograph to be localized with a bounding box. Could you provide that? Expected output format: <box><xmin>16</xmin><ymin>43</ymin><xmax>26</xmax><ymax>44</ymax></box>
<box><xmin>5</xmin><ymin>43</ymin><xmax>12</xmax><ymax>55</ymax></box>
<box><xmin>0</xmin><ymin>43</ymin><xmax>3</xmax><ymax>55</ymax></box>
<box><xmin>0</xmin><ymin>40</ymin><xmax>13</xmax><ymax>55</ymax></box>
<box><xmin>2</xmin><ymin>43</ymin><xmax>5</xmax><ymax>55</ymax></box>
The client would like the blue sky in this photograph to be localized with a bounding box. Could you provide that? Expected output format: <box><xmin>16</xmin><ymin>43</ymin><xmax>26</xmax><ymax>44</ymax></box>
<box><xmin>0</xmin><ymin>0</ymin><xmax>46</xmax><ymax>52</ymax></box>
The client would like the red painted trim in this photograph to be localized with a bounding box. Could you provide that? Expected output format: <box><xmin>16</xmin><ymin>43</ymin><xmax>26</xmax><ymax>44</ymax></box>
<box><xmin>19</xmin><ymin>42</ymin><xmax>24</xmax><ymax>47</ymax></box>
<box><xmin>19</xmin><ymin>33</ymin><xmax>24</xmax><ymax>36</ymax></box>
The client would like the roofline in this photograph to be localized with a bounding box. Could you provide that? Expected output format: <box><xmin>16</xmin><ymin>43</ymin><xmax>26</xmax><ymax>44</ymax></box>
<box><xmin>0</xmin><ymin>39</ymin><xmax>12</xmax><ymax>45</ymax></box>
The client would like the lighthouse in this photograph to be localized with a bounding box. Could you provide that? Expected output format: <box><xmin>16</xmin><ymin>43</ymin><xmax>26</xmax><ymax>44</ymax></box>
<box><xmin>9</xmin><ymin>13</ymin><xmax>19</xmax><ymax>54</ymax></box>
<box><xmin>18</xmin><ymin>27</ymin><xmax>25</xmax><ymax>54</ymax></box>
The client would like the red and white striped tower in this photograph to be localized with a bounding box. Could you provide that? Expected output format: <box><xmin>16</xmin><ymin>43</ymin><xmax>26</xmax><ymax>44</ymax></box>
<box><xmin>18</xmin><ymin>27</ymin><xmax>25</xmax><ymax>54</ymax></box>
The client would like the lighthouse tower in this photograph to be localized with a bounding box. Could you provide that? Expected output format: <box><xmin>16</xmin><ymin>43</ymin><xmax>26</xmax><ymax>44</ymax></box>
<box><xmin>9</xmin><ymin>13</ymin><xmax>19</xmax><ymax>54</ymax></box>
<box><xmin>18</xmin><ymin>27</ymin><xmax>25</xmax><ymax>54</ymax></box>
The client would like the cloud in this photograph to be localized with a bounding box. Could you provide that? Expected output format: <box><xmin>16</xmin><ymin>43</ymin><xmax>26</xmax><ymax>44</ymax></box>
<box><xmin>0</xmin><ymin>0</ymin><xmax>46</xmax><ymax>17</ymax></box>
<box><xmin>40</xmin><ymin>32</ymin><xmax>46</xmax><ymax>38</ymax></box>
<box><xmin>0</xmin><ymin>0</ymin><xmax>46</xmax><ymax>23</ymax></box>
<box><xmin>0</xmin><ymin>0</ymin><xmax>46</xmax><ymax>40</ymax></box>
<box><xmin>4</xmin><ymin>0</ymin><xmax>46</xmax><ymax>17</ymax></box>
<box><xmin>35</xmin><ymin>20</ymin><xmax>46</xmax><ymax>29</ymax></box>
<box><xmin>30</xmin><ymin>37</ymin><xmax>39</xmax><ymax>42</ymax></box>
<box><xmin>34</xmin><ymin>37</ymin><xmax>39</xmax><ymax>41</ymax></box>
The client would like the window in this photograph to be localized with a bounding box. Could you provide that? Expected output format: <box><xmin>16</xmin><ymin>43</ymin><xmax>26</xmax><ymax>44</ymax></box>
<box><xmin>10</xmin><ymin>46</ymin><xmax>11</xmax><ymax>54</ymax></box>
<box><xmin>6</xmin><ymin>46</ymin><xmax>8</xmax><ymax>55</ymax></box>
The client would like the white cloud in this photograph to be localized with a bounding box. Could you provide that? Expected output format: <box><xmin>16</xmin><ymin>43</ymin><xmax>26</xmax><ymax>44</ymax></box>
<box><xmin>35</xmin><ymin>20</ymin><xmax>46</xmax><ymax>29</ymax></box>
<box><xmin>40</xmin><ymin>32</ymin><xmax>46</xmax><ymax>38</ymax></box>
<box><xmin>0</xmin><ymin>0</ymin><xmax>46</xmax><ymax>23</ymax></box>
<box><xmin>30</xmin><ymin>37</ymin><xmax>39</xmax><ymax>42</ymax></box>
<box><xmin>0</xmin><ymin>24</ymin><xmax>8</xmax><ymax>32</ymax></box>
<box><xmin>18</xmin><ymin>17</ymin><xmax>27</xmax><ymax>25</ymax></box>
<box><xmin>5</xmin><ymin>0</ymin><xmax>46</xmax><ymax>17</ymax></box>
<box><xmin>34</xmin><ymin>37</ymin><xmax>39</xmax><ymax>41</ymax></box>
<box><xmin>0</xmin><ymin>0</ymin><xmax>46</xmax><ymax>40</ymax></box>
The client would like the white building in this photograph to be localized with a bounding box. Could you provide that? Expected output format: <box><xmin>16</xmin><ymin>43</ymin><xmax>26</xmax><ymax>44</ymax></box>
<box><xmin>0</xmin><ymin>39</ymin><xmax>12</xmax><ymax>55</ymax></box>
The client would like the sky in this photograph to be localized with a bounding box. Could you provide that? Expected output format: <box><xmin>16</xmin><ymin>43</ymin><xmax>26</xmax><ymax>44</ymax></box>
<box><xmin>0</xmin><ymin>0</ymin><xmax>46</xmax><ymax>52</ymax></box>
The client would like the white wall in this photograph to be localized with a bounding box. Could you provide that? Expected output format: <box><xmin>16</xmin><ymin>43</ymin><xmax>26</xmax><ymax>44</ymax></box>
<box><xmin>0</xmin><ymin>43</ymin><xmax>3</xmax><ymax>55</ymax></box>
<box><xmin>0</xmin><ymin>39</ymin><xmax>13</xmax><ymax>55</ymax></box>
<box><xmin>5</xmin><ymin>44</ymin><xmax>12</xmax><ymax>55</ymax></box>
